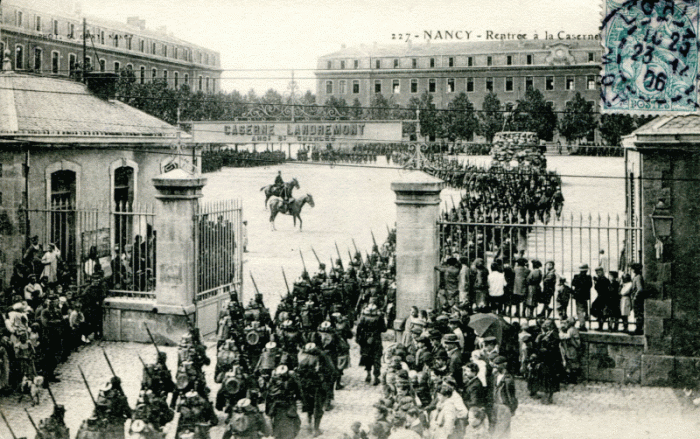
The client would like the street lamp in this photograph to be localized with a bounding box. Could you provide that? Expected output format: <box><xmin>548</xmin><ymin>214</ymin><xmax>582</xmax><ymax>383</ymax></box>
<box><xmin>650</xmin><ymin>198</ymin><xmax>673</xmax><ymax>260</ymax></box>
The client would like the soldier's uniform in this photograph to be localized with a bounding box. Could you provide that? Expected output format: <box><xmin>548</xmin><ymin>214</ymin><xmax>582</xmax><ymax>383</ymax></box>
<box><xmin>141</xmin><ymin>352</ymin><xmax>175</xmax><ymax>400</ymax></box>
<box><xmin>314</xmin><ymin>322</ymin><xmax>340</xmax><ymax>410</ymax></box>
<box><xmin>222</xmin><ymin>398</ymin><xmax>269</xmax><ymax>439</ymax></box>
<box><xmin>274</xmin><ymin>320</ymin><xmax>304</xmax><ymax>370</ymax></box>
<box><xmin>36</xmin><ymin>405</ymin><xmax>69</xmax><ymax>439</ymax></box>
<box><xmin>265</xmin><ymin>365</ymin><xmax>302</xmax><ymax>439</ymax></box>
<box><xmin>356</xmin><ymin>304</ymin><xmax>387</xmax><ymax>385</ymax></box>
<box><xmin>296</xmin><ymin>343</ymin><xmax>334</xmax><ymax>437</ymax></box>
<box><xmin>176</xmin><ymin>391</ymin><xmax>218</xmax><ymax>439</ymax></box>
<box><xmin>132</xmin><ymin>390</ymin><xmax>174</xmax><ymax>430</ymax></box>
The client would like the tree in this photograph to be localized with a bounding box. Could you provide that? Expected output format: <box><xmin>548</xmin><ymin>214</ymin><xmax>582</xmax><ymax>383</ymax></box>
<box><xmin>324</xmin><ymin>96</ymin><xmax>349</xmax><ymax>119</ymax></box>
<box><xmin>260</xmin><ymin>88</ymin><xmax>283</xmax><ymax>105</ymax></box>
<box><xmin>370</xmin><ymin>93</ymin><xmax>391</xmax><ymax>120</ymax></box>
<box><xmin>599</xmin><ymin>114</ymin><xmax>636</xmax><ymax>146</ymax></box>
<box><xmin>418</xmin><ymin>91</ymin><xmax>441</xmax><ymax>140</ymax></box>
<box><xmin>478</xmin><ymin>92</ymin><xmax>503</xmax><ymax>142</ymax></box>
<box><xmin>445</xmin><ymin>92</ymin><xmax>478</xmax><ymax>142</ymax></box>
<box><xmin>513</xmin><ymin>88</ymin><xmax>558</xmax><ymax>141</ymax></box>
<box><xmin>559</xmin><ymin>92</ymin><xmax>596</xmax><ymax>143</ymax></box>
<box><xmin>351</xmin><ymin>98</ymin><xmax>363</xmax><ymax>119</ymax></box>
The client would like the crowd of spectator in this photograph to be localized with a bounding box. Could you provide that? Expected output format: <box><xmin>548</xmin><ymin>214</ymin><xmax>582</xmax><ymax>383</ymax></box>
<box><xmin>1</xmin><ymin>236</ymin><xmax>108</xmax><ymax>395</ymax></box>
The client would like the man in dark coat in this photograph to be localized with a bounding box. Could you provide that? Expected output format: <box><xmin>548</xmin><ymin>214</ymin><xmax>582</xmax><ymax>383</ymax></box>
<box><xmin>462</xmin><ymin>362</ymin><xmax>486</xmax><ymax>410</ymax></box>
<box><xmin>443</xmin><ymin>334</ymin><xmax>463</xmax><ymax>391</ymax></box>
<box><xmin>571</xmin><ymin>264</ymin><xmax>593</xmax><ymax>331</ymax></box>
<box><xmin>265</xmin><ymin>365</ymin><xmax>302</xmax><ymax>439</ymax></box>
<box><xmin>297</xmin><ymin>343</ymin><xmax>334</xmax><ymax>437</ymax></box>
<box><xmin>355</xmin><ymin>304</ymin><xmax>386</xmax><ymax>385</ymax></box>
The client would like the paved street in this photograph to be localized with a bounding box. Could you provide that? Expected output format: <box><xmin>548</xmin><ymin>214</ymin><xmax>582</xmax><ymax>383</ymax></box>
<box><xmin>1</xmin><ymin>335</ymin><xmax>698</xmax><ymax>439</ymax></box>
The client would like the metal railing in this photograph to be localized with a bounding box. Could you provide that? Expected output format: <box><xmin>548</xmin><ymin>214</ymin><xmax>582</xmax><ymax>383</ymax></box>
<box><xmin>194</xmin><ymin>199</ymin><xmax>242</xmax><ymax>302</ymax></box>
<box><xmin>438</xmin><ymin>211</ymin><xmax>642</xmax><ymax>331</ymax></box>
<box><xmin>19</xmin><ymin>202</ymin><xmax>156</xmax><ymax>298</ymax></box>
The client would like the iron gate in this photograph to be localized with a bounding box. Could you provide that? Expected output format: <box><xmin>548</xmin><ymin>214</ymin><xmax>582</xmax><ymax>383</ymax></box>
<box><xmin>194</xmin><ymin>199</ymin><xmax>243</xmax><ymax>336</ymax></box>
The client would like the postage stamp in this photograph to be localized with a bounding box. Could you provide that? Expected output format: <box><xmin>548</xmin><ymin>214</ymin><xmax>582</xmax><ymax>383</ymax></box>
<box><xmin>601</xmin><ymin>0</ymin><xmax>699</xmax><ymax>113</ymax></box>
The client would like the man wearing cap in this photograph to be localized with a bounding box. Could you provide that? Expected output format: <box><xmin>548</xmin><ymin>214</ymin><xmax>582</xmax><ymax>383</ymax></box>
<box><xmin>489</xmin><ymin>356</ymin><xmax>517</xmax><ymax>438</ymax></box>
<box><xmin>176</xmin><ymin>390</ymin><xmax>218</xmax><ymax>439</ymax></box>
<box><xmin>443</xmin><ymin>334</ymin><xmax>464</xmax><ymax>391</ymax></box>
<box><xmin>571</xmin><ymin>264</ymin><xmax>593</xmax><ymax>330</ymax></box>
<box><xmin>266</xmin><ymin>365</ymin><xmax>302</xmax><ymax>439</ymax></box>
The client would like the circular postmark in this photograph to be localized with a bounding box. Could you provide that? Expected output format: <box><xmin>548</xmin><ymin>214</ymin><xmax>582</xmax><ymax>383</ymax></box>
<box><xmin>602</xmin><ymin>0</ymin><xmax>699</xmax><ymax>112</ymax></box>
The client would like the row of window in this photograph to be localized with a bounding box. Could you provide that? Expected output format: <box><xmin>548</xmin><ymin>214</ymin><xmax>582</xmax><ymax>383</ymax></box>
<box><xmin>10</xmin><ymin>8</ymin><xmax>216</xmax><ymax>66</ymax></box>
<box><xmin>2</xmin><ymin>43</ymin><xmax>212</xmax><ymax>92</ymax></box>
<box><xmin>326</xmin><ymin>52</ymin><xmax>596</xmax><ymax>70</ymax></box>
<box><xmin>325</xmin><ymin>75</ymin><xmax>598</xmax><ymax>95</ymax></box>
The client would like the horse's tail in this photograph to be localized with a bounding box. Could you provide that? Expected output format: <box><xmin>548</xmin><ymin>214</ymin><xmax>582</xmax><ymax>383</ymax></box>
<box><xmin>260</xmin><ymin>185</ymin><xmax>268</xmax><ymax>191</ymax></box>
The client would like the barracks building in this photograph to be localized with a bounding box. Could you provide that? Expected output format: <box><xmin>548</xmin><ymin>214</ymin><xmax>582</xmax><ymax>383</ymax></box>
<box><xmin>315</xmin><ymin>39</ymin><xmax>602</xmax><ymax>116</ymax></box>
<box><xmin>0</xmin><ymin>0</ymin><xmax>221</xmax><ymax>92</ymax></box>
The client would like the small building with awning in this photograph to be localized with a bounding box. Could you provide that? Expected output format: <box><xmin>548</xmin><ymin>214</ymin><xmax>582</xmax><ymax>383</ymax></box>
<box><xmin>0</xmin><ymin>53</ymin><xmax>198</xmax><ymax>293</ymax></box>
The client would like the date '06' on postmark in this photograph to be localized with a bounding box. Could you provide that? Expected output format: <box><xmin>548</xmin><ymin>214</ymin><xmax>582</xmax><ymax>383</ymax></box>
<box><xmin>602</xmin><ymin>0</ymin><xmax>699</xmax><ymax>113</ymax></box>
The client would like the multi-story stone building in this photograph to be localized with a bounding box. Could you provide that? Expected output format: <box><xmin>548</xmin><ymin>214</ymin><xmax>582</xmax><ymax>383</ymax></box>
<box><xmin>0</xmin><ymin>0</ymin><xmax>221</xmax><ymax>92</ymax></box>
<box><xmin>315</xmin><ymin>39</ymin><xmax>601</xmax><ymax>119</ymax></box>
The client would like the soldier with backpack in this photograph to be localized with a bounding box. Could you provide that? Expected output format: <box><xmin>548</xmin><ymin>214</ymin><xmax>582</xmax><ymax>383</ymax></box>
<box><xmin>176</xmin><ymin>391</ymin><xmax>218</xmax><ymax>439</ymax></box>
<box><xmin>356</xmin><ymin>304</ymin><xmax>387</xmax><ymax>386</ymax></box>
<box><xmin>297</xmin><ymin>343</ymin><xmax>335</xmax><ymax>437</ymax></box>
<box><xmin>222</xmin><ymin>398</ymin><xmax>269</xmax><ymax>439</ymax></box>
<box><xmin>265</xmin><ymin>365</ymin><xmax>302</xmax><ymax>439</ymax></box>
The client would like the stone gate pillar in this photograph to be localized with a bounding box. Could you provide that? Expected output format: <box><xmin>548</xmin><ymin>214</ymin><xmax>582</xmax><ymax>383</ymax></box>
<box><xmin>623</xmin><ymin>117</ymin><xmax>700</xmax><ymax>386</ymax></box>
<box><xmin>151</xmin><ymin>169</ymin><xmax>207</xmax><ymax>315</ymax></box>
<box><xmin>391</xmin><ymin>172</ymin><xmax>444</xmax><ymax>331</ymax></box>
<box><xmin>103</xmin><ymin>168</ymin><xmax>207</xmax><ymax>344</ymax></box>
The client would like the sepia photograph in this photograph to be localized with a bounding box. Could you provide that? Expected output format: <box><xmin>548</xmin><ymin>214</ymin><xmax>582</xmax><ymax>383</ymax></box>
<box><xmin>0</xmin><ymin>1</ymin><xmax>699</xmax><ymax>438</ymax></box>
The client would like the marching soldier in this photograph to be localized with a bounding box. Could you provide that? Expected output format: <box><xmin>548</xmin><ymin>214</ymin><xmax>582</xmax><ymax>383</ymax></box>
<box><xmin>132</xmin><ymin>390</ymin><xmax>174</xmax><ymax>431</ymax></box>
<box><xmin>356</xmin><ymin>303</ymin><xmax>387</xmax><ymax>385</ymax></box>
<box><xmin>222</xmin><ymin>398</ymin><xmax>270</xmax><ymax>439</ymax></box>
<box><xmin>36</xmin><ymin>404</ymin><xmax>69</xmax><ymax>439</ymax></box>
<box><xmin>265</xmin><ymin>365</ymin><xmax>302</xmax><ymax>439</ymax></box>
<box><xmin>274</xmin><ymin>320</ymin><xmax>304</xmax><ymax>370</ymax></box>
<box><xmin>176</xmin><ymin>390</ymin><xmax>218</xmax><ymax>439</ymax></box>
<box><xmin>296</xmin><ymin>343</ymin><xmax>334</xmax><ymax>437</ymax></box>
<box><xmin>142</xmin><ymin>352</ymin><xmax>175</xmax><ymax>400</ymax></box>
<box><xmin>314</xmin><ymin>321</ymin><xmax>340</xmax><ymax>410</ymax></box>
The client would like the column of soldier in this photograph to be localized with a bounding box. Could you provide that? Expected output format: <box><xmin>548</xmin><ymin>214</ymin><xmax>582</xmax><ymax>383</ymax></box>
<box><xmin>213</xmin><ymin>233</ymin><xmax>397</xmax><ymax>439</ymax></box>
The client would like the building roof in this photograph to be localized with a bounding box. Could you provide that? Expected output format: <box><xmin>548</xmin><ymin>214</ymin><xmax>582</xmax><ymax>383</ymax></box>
<box><xmin>623</xmin><ymin>115</ymin><xmax>700</xmax><ymax>147</ymax></box>
<box><xmin>319</xmin><ymin>39</ymin><xmax>601</xmax><ymax>59</ymax></box>
<box><xmin>0</xmin><ymin>70</ymin><xmax>183</xmax><ymax>144</ymax></box>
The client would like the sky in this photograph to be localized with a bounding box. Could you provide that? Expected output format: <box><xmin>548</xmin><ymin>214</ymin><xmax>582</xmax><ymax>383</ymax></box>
<box><xmin>72</xmin><ymin>0</ymin><xmax>602</xmax><ymax>94</ymax></box>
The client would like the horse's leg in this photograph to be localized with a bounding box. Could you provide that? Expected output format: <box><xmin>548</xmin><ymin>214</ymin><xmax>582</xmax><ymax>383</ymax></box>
<box><xmin>298</xmin><ymin>214</ymin><xmax>303</xmax><ymax>232</ymax></box>
<box><xmin>270</xmin><ymin>210</ymin><xmax>277</xmax><ymax>231</ymax></box>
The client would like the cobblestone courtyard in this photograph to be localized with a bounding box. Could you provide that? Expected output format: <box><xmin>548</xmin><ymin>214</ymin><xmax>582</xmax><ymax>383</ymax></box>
<box><xmin>0</xmin><ymin>337</ymin><xmax>698</xmax><ymax>439</ymax></box>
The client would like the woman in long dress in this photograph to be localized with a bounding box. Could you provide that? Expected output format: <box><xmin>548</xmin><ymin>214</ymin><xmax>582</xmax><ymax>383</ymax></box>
<box><xmin>526</xmin><ymin>320</ymin><xmax>563</xmax><ymax>404</ymax></box>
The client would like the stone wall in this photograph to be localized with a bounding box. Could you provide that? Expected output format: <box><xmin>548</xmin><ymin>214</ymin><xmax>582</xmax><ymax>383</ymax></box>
<box><xmin>581</xmin><ymin>332</ymin><xmax>644</xmax><ymax>384</ymax></box>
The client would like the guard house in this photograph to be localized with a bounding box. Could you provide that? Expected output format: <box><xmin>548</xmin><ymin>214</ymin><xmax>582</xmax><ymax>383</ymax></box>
<box><xmin>623</xmin><ymin>115</ymin><xmax>700</xmax><ymax>386</ymax></box>
<box><xmin>0</xmin><ymin>53</ymin><xmax>241</xmax><ymax>341</ymax></box>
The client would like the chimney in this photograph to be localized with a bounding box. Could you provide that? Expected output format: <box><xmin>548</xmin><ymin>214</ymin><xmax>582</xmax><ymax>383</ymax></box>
<box><xmin>127</xmin><ymin>16</ymin><xmax>146</xmax><ymax>30</ymax></box>
<box><xmin>85</xmin><ymin>72</ymin><xmax>119</xmax><ymax>100</ymax></box>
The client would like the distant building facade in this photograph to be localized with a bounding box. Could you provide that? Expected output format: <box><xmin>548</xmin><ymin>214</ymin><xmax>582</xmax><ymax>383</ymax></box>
<box><xmin>315</xmin><ymin>40</ymin><xmax>601</xmax><ymax>137</ymax></box>
<box><xmin>0</xmin><ymin>0</ymin><xmax>221</xmax><ymax>92</ymax></box>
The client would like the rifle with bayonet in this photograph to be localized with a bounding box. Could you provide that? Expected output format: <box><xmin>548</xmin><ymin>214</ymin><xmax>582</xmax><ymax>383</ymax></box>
<box><xmin>102</xmin><ymin>348</ymin><xmax>117</xmax><ymax>378</ymax></box>
<box><xmin>78</xmin><ymin>366</ymin><xmax>97</xmax><ymax>408</ymax></box>
<box><xmin>144</xmin><ymin>324</ymin><xmax>162</xmax><ymax>356</ymax></box>
<box><xmin>282</xmin><ymin>267</ymin><xmax>290</xmax><ymax>295</ymax></box>
<box><xmin>0</xmin><ymin>409</ymin><xmax>19</xmax><ymax>439</ymax></box>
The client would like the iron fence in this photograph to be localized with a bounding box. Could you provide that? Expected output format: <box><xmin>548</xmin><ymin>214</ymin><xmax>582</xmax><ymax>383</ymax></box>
<box><xmin>438</xmin><ymin>211</ymin><xmax>642</xmax><ymax>331</ymax></box>
<box><xmin>194</xmin><ymin>199</ymin><xmax>242</xmax><ymax>302</ymax></box>
<box><xmin>21</xmin><ymin>202</ymin><xmax>156</xmax><ymax>298</ymax></box>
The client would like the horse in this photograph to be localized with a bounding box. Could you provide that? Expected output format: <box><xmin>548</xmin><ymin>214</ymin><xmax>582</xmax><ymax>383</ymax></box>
<box><xmin>268</xmin><ymin>194</ymin><xmax>315</xmax><ymax>231</ymax></box>
<box><xmin>260</xmin><ymin>178</ymin><xmax>299</xmax><ymax>209</ymax></box>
